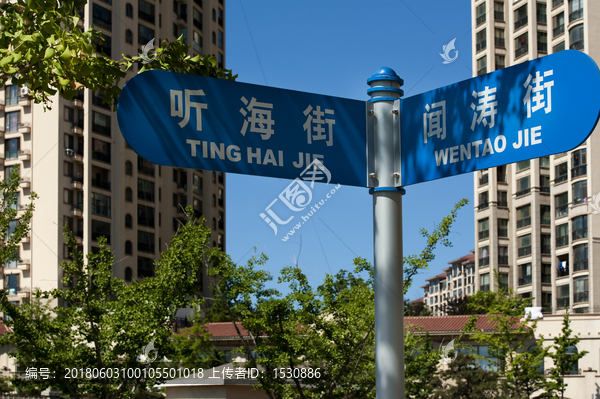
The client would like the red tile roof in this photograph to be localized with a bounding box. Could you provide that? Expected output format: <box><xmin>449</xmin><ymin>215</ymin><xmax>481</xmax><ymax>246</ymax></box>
<box><xmin>205</xmin><ymin>322</ymin><xmax>249</xmax><ymax>338</ymax></box>
<box><xmin>426</xmin><ymin>273</ymin><xmax>448</xmax><ymax>281</ymax></box>
<box><xmin>0</xmin><ymin>321</ymin><xmax>11</xmax><ymax>335</ymax></box>
<box><xmin>405</xmin><ymin>315</ymin><xmax>521</xmax><ymax>333</ymax></box>
<box><xmin>448</xmin><ymin>253</ymin><xmax>475</xmax><ymax>265</ymax></box>
<box><xmin>411</xmin><ymin>297</ymin><xmax>425</xmax><ymax>303</ymax></box>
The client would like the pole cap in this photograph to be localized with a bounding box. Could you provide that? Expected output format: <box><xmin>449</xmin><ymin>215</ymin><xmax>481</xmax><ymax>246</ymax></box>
<box><xmin>367</xmin><ymin>67</ymin><xmax>404</xmax><ymax>86</ymax></box>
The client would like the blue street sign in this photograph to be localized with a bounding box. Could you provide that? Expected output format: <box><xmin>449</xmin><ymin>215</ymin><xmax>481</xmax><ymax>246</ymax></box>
<box><xmin>400</xmin><ymin>50</ymin><xmax>600</xmax><ymax>186</ymax></box>
<box><xmin>117</xmin><ymin>71</ymin><xmax>368</xmax><ymax>187</ymax></box>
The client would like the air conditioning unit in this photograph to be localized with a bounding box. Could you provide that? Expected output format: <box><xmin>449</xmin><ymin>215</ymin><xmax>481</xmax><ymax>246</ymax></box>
<box><xmin>65</xmin><ymin>149</ymin><xmax>75</xmax><ymax>156</ymax></box>
<box><xmin>20</xmin><ymin>87</ymin><xmax>29</xmax><ymax>97</ymax></box>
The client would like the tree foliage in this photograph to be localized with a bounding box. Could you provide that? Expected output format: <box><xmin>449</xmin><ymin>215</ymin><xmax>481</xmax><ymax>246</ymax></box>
<box><xmin>431</xmin><ymin>353</ymin><xmax>500</xmax><ymax>399</ymax></box>
<box><xmin>0</xmin><ymin>0</ymin><xmax>235</xmax><ymax>111</ymax></box>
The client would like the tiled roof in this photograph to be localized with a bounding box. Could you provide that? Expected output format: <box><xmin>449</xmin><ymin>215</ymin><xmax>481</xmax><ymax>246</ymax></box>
<box><xmin>426</xmin><ymin>273</ymin><xmax>448</xmax><ymax>281</ymax></box>
<box><xmin>461</xmin><ymin>254</ymin><xmax>475</xmax><ymax>264</ymax></box>
<box><xmin>448</xmin><ymin>254</ymin><xmax>475</xmax><ymax>265</ymax></box>
<box><xmin>420</xmin><ymin>282</ymin><xmax>430</xmax><ymax>288</ymax></box>
<box><xmin>411</xmin><ymin>297</ymin><xmax>425</xmax><ymax>303</ymax></box>
<box><xmin>0</xmin><ymin>321</ymin><xmax>11</xmax><ymax>335</ymax></box>
<box><xmin>405</xmin><ymin>315</ymin><xmax>521</xmax><ymax>333</ymax></box>
<box><xmin>205</xmin><ymin>322</ymin><xmax>249</xmax><ymax>338</ymax></box>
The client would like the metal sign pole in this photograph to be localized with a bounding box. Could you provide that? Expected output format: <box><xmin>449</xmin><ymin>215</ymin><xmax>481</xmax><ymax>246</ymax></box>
<box><xmin>367</xmin><ymin>68</ymin><xmax>405</xmax><ymax>398</ymax></box>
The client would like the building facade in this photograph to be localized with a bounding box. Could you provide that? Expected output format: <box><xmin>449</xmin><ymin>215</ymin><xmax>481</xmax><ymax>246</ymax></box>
<box><xmin>1</xmin><ymin>0</ymin><xmax>227</xmax><ymax>307</ymax></box>
<box><xmin>471</xmin><ymin>0</ymin><xmax>599</xmax><ymax>313</ymax></box>
<box><xmin>421</xmin><ymin>252</ymin><xmax>476</xmax><ymax>316</ymax></box>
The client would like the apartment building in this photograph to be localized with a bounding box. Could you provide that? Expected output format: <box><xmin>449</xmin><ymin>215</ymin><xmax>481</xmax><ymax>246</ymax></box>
<box><xmin>1</xmin><ymin>0</ymin><xmax>227</xmax><ymax>308</ymax></box>
<box><xmin>421</xmin><ymin>252</ymin><xmax>476</xmax><ymax>316</ymax></box>
<box><xmin>471</xmin><ymin>0</ymin><xmax>599</xmax><ymax>313</ymax></box>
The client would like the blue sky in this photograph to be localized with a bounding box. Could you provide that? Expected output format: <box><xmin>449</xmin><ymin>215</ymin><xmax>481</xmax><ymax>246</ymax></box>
<box><xmin>224</xmin><ymin>0</ymin><xmax>476</xmax><ymax>300</ymax></box>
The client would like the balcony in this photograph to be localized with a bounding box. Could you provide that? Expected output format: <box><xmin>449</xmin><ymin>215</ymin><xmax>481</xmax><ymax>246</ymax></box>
<box><xmin>176</xmin><ymin>183</ymin><xmax>187</xmax><ymax>194</ymax></box>
<box><xmin>540</xmin><ymin>186</ymin><xmax>550</xmax><ymax>193</ymax></box>
<box><xmin>19</xmin><ymin>176</ymin><xmax>30</xmax><ymax>188</ymax></box>
<box><xmin>571</xmin><ymin>165</ymin><xmax>587</xmax><ymax>178</ymax></box>
<box><xmin>498</xmin><ymin>255</ymin><xmax>508</xmax><ymax>265</ymax></box>
<box><xmin>92</xmin><ymin>178</ymin><xmax>111</xmax><ymax>191</ymax></box>
<box><xmin>479</xmin><ymin>174</ymin><xmax>489</xmax><ymax>186</ymax></box>
<box><xmin>556</xmin><ymin>236</ymin><xmax>569</xmax><ymax>248</ymax></box>
<box><xmin>17</xmin><ymin>259</ymin><xmax>30</xmax><ymax>271</ymax></box>
<box><xmin>480</xmin><ymin>284</ymin><xmax>490</xmax><ymax>293</ymax></box>
<box><xmin>92</xmin><ymin>150</ymin><xmax>110</xmax><ymax>164</ymax></box>
<box><xmin>515</xmin><ymin>16</ymin><xmax>528</xmax><ymax>30</ymax></box>
<box><xmin>71</xmin><ymin>124</ymin><xmax>84</xmax><ymax>135</ymax></box>
<box><xmin>495</xmin><ymin>38</ymin><xmax>505</xmax><ymax>48</ymax></box>
<box><xmin>18</xmin><ymin>149</ymin><xmax>31</xmax><ymax>161</ymax></box>
<box><xmin>555</xmin><ymin>174</ymin><xmax>568</xmax><ymax>184</ymax></box>
<box><xmin>71</xmin><ymin>174</ymin><xmax>83</xmax><ymax>190</ymax></box>
<box><xmin>573</xmin><ymin>291</ymin><xmax>588</xmax><ymax>304</ymax></box>
<box><xmin>18</xmin><ymin>122</ymin><xmax>31</xmax><ymax>134</ymax></box>
<box><xmin>517</xmin><ymin>217</ymin><xmax>531</xmax><ymax>229</ymax></box>
<box><xmin>574</xmin><ymin>259</ymin><xmax>588</xmax><ymax>272</ymax></box>
<box><xmin>21</xmin><ymin>231</ymin><xmax>30</xmax><ymax>243</ymax></box>
<box><xmin>515</xmin><ymin>188</ymin><xmax>530</xmax><ymax>197</ymax></box>
<box><xmin>18</xmin><ymin>97</ymin><xmax>31</xmax><ymax>107</ymax></box>
<box><xmin>569</xmin><ymin>9</ymin><xmax>583</xmax><ymax>23</ymax></box>
<box><xmin>572</xmin><ymin>228</ymin><xmax>587</xmax><ymax>241</ymax></box>
<box><xmin>176</xmin><ymin>13</ymin><xmax>187</xmax><ymax>27</ymax></box>
<box><xmin>553</xmin><ymin>25</ymin><xmax>564</xmax><ymax>37</ymax></box>
<box><xmin>557</xmin><ymin>297</ymin><xmax>569</xmax><ymax>309</ymax></box>
<box><xmin>518</xmin><ymin>246</ymin><xmax>532</xmax><ymax>257</ymax></box>
<box><xmin>542</xmin><ymin>274</ymin><xmax>552</xmax><ymax>284</ymax></box>
<box><xmin>518</xmin><ymin>275</ymin><xmax>532</xmax><ymax>286</ymax></box>
<box><xmin>479</xmin><ymin>230</ymin><xmax>489</xmax><ymax>240</ymax></box>
<box><xmin>72</xmin><ymin>205</ymin><xmax>83</xmax><ymax>217</ymax></box>
<box><xmin>478</xmin><ymin>202</ymin><xmax>489</xmax><ymax>210</ymax></box>
<box><xmin>65</xmin><ymin>148</ymin><xmax>83</xmax><ymax>162</ymax></box>
<box><xmin>0</xmin><ymin>99</ymin><xmax>4</xmax><ymax>111</ymax></box>
<box><xmin>555</xmin><ymin>205</ymin><xmax>568</xmax><ymax>218</ymax></box>
<box><xmin>494</xmin><ymin>11</ymin><xmax>504</xmax><ymax>21</ymax></box>
<box><xmin>498</xmin><ymin>200</ymin><xmax>508</xmax><ymax>207</ymax></box>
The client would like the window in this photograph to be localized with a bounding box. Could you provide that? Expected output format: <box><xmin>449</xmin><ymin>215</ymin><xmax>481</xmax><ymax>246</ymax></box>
<box><xmin>5</xmin><ymin>274</ymin><xmax>20</xmax><ymax>294</ymax></box>
<box><xmin>537</xmin><ymin>2</ymin><xmax>546</xmax><ymax>24</ymax></box>
<box><xmin>538</xmin><ymin>156</ymin><xmax>549</xmax><ymax>168</ymax></box>
<box><xmin>212</xmin><ymin>194</ymin><xmax>216</xmax><ymax>207</ymax></box>
<box><xmin>64</xmin><ymin>189</ymin><xmax>73</xmax><ymax>205</ymax></box>
<box><xmin>527</xmin><ymin>345</ymin><xmax>545</xmax><ymax>375</ymax></box>
<box><xmin>125</xmin><ymin>188</ymin><xmax>133</xmax><ymax>202</ymax></box>
<box><xmin>537</xmin><ymin>31</ymin><xmax>547</xmax><ymax>53</ymax></box>
<box><xmin>515</xmin><ymin>5</ymin><xmax>528</xmax><ymax>30</ymax></box>
<box><xmin>476</xmin><ymin>29</ymin><xmax>486</xmax><ymax>52</ymax></box>
<box><xmin>541</xmin><ymin>205</ymin><xmax>551</xmax><ymax>225</ymax></box>
<box><xmin>212</xmin><ymin>217</ymin><xmax>216</xmax><ymax>230</ymax></box>
<box><xmin>572</xmin><ymin>180</ymin><xmax>587</xmax><ymax>205</ymax></box>
<box><xmin>172</xmin><ymin>193</ymin><xmax>178</xmax><ymax>207</ymax></box>
<box><xmin>480</xmin><ymin>273</ymin><xmax>490</xmax><ymax>292</ymax></box>
<box><xmin>5</xmin><ymin>86</ymin><xmax>18</xmax><ymax>106</ymax></box>
<box><xmin>125</xmin><ymin>214</ymin><xmax>133</xmax><ymax>228</ymax></box>
<box><xmin>476</xmin><ymin>2</ymin><xmax>486</xmax><ymax>25</ymax></box>
<box><xmin>137</xmin><ymin>178</ymin><xmax>155</xmax><ymax>202</ymax></box>
<box><xmin>477</xmin><ymin>55</ymin><xmax>487</xmax><ymax>76</ymax></box>
<box><xmin>498</xmin><ymin>245</ymin><xmax>508</xmax><ymax>265</ymax></box>
<box><xmin>125</xmin><ymin>29</ymin><xmax>133</xmax><ymax>44</ymax></box>
<box><xmin>94</xmin><ymin>35</ymin><xmax>112</xmax><ymax>57</ymax></box>
<box><xmin>569</xmin><ymin>24</ymin><xmax>584</xmax><ymax>50</ymax></box>
<box><xmin>498</xmin><ymin>190</ymin><xmax>508</xmax><ymax>207</ymax></box>
<box><xmin>5</xmin><ymin>111</ymin><xmax>20</xmax><ymax>133</ymax></box>
<box><xmin>494</xmin><ymin>2</ymin><xmax>504</xmax><ymax>21</ymax></box>
<box><xmin>193</xmin><ymin>9</ymin><xmax>202</xmax><ymax>30</ymax></box>
<box><xmin>218</xmin><ymin>30</ymin><xmax>223</xmax><ymax>49</ymax></box>
<box><xmin>553</xmin><ymin>41</ymin><xmax>565</xmax><ymax>53</ymax></box>
<box><xmin>553</xmin><ymin>0</ymin><xmax>563</xmax><ymax>6</ymax></box>
<box><xmin>5</xmin><ymin>138</ymin><xmax>20</xmax><ymax>159</ymax></box>
<box><xmin>138</xmin><ymin>204</ymin><xmax>155</xmax><ymax>228</ymax></box>
<box><xmin>64</xmin><ymin>106</ymin><xmax>74</xmax><ymax>122</ymax></box>
<box><xmin>569</xmin><ymin>0</ymin><xmax>583</xmax><ymax>22</ymax></box>
<box><xmin>516</xmin><ymin>176</ymin><xmax>530</xmax><ymax>196</ymax></box>
<box><xmin>193</xmin><ymin>174</ymin><xmax>203</xmax><ymax>195</ymax></box>
<box><xmin>181</xmin><ymin>27</ymin><xmax>188</xmax><ymax>43</ymax></box>
<box><xmin>218</xmin><ymin>7</ymin><xmax>223</xmax><ymax>26</ymax></box>
<box><xmin>518</xmin><ymin>234</ymin><xmax>531</xmax><ymax>257</ymax></box>
<box><xmin>138</xmin><ymin>156</ymin><xmax>155</xmax><ymax>176</ymax></box>
<box><xmin>64</xmin><ymin>161</ymin><xmax>74</xmax><ymax>178</ymax></box>
<box><xmin>498</xmin><ymin>218</ymin><xmax>508</xmax><ymax>237</ymax></box>
<box><xmin>518</xmin><ymin>263</ymin><xmax>532</xmax><ymax>286</ymax></box>
<box><xmin>516</xmin><ymin>160</ymin><xmax>530</xmax><ymax>171</ymax></box>
<box><xmin>541</xmin><ymin>234</ymin><xmax>551</xmax><ymax>254</ymax></box>
<box><xmin>92</xmin><ymin>111</ymin><xmax>111</xmax><ymax>136</ymax></box>
<box><xmin>138</xmin><ymin>256</ymin><xmax>154</xmax><ymax>277</ymax></box>
<box><xmin>193</xmin><ymin>198</ymin><xmax>202</xmax><ymax>216</ymax></box>
<box><xmin>573</xmin><ymin>276</ymin><xmax>588</xmax><ymax>303</ymax></box>
<box><xmin>92</xmin><ymin>138</ymin><xmax>111</xmax><ymax>163</ymax></box>
<box><xmin>193</xmin><ymin>31</ymin><xmax>202</xmax><ymax>53</ymax></box>
<box><xmin>218</xmin><ymin>188</ymin><xmax>224</xmax><ymax>207</ymax></box>
<box><xmin>572</xmin><ymin>215</ymin><xmax>587</xmax><ymax>241</ymax></box>
<box><xmin>138</xmin><ymin>0</ymin><xmax>155</xmax><ymax>23</ymax></box>
<box><xmin>478</xmin><ymin>218</ymin><xmax>489</xmax><ymax>240</ymax></box>
<box><xmin>92</xmin><ymin>90</ymin><xmax>110</xmax><ymax>109</ymax></box>
<box><xmin>517</xmin><ymin>205</ymin><xmax>531</xmax><ymax>228</ymax></box>
<box><xmin>571</xmin><ymin>148</ymin><xmax>586</xmax><ymax>178</ymax></box>
<box><xmin>558</xmin><ymin>285</ymin><xmax>570</xmax><ymax>308</ymax></box>
<box><xmin>124</xmin><ymin>161</ymin><xmax>133</xmax><ymax>176</ymax></box>
<box><xmin>495</xmin><ymin>29</ymin><xmax>505</xmax><ymax>50</ymax></box>
<box><xmin>138</xmin><ymin>24</ymin><xmax>155</xmax><ymax>46</ymax></box>
<box><xmin>553</xmin><ymin>12</ymin><xmax>564</xmax><ymax>37</ymax></box>
<box><xmin>540</xmin><ymin>175</ymin><xmax>550</xmax><ymax>193</ymax></box>
<box><xmin>515</xmin><ymin>32</ymin><xmax>528</xmax><ymax>58</ymax></box>
<box><xmin>497</xmin><ymin>165</ymin><xmax>507</xmax><ymax>183</ymax></box>
<box><xmin>126</xmin><ymin>3</ymin><xmax>133</xmax><ymax>18</ymax></box>
<box><xmin>542</xmin><ymin>263</ymin><xmax>552</xmax><ymax>284</ymax></box>
<box><xmin>91</xmin><ymin>220</ymin><xmax>111</xmax><ymax>243</ymax></box>
<box><xmin>555</xmin><ymin>162</ymin><xmax>568</xmax><ymax>184</ymax></box>
<box><xmin>212</xmin><ymin>8</ymin><xmax>215</xmax><ymax>20</ymax></box>
<box><xmin>478</xmin><ymin>191</ymin><xmax>489</xmax><ymax>210</ymax></box>
<box><xmin>556</xmin><ymin>223</ymin><xmax>569</xmax><ymax>247</ymax></box>
<box><xmin>212</xmin><ymin>31</ymin><xmax>216</xmax><ymax>45</ymax></box>
<box><xmin>573</xmin><ymin>243</ymin><xmax>588</xmax><ymax>271</ymax></box>
<box><xmin>173</xmin><ymin>23</ymin><xmax>178</xmax><ymax>38</ymax></box>
<box><xmin>495</xmin><ymin>54</ymin><xmax>505</xmax><ymax>70</ymax></box>
<box><xmin>125</xmin><ymin>267</ymin><xmax>133</xmax><ymax>281</ymax></box>
<box><xmin>92</xmin><ymin>4</ymin><xmax>112</xmax><ymax>30</ymax></box>
<box><xmin>91</xmin><ymin>192</ymin><xmax>111</xmax><ymax>218</ymax></box>
<box><xmin>138</xmin><ymin>230</ymin><xmax>155</xmax><ymax>253</ymax></box>
<box><xmin>479</xmin><ymin>246</ymin><xmax>489</xmax><ymax>267</ymax></box>
<box><xmin>218</xmin><ymin>210</ymin><xmax>224</xmax><ymax>230</ymax></box>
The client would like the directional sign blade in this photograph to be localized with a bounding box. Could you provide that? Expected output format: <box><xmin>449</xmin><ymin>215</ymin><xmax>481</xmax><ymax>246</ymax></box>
<box><xmin>117</xmin><ymin>71</ymin><xmax>368</xmax><ymax>187</ymax></box>
<box><xmin>400</xmin><ymin>50</ymin><xmax>600</xmax><ymax>186</ymax></box>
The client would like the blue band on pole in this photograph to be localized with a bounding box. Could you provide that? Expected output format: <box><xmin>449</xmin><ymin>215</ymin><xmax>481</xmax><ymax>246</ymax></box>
<box><xmin>367</xmin><ymin>86</ymin><xmax>404</xmax><ymax>96</ymax></box>
<box><xmin>368</xmin><ymin>187</ymin><xmax>406</xmax><ymax>195</ymax></box>
<box><xmin>368</xmin><ymin>97</ymin><xmax>404</xmax><ymax>103</ymax></box>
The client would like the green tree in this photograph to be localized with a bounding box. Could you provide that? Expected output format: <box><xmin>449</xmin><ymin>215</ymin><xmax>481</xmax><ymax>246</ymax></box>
<box><xmin>543</xmin><ymin>313</ymin><xmax>588</xmax><ymax>399</ymax></box>
<box><xmin>170</xmin><ymin>311</ymin><xmax>223</xmax><ymax>369</ymax></box>
<box><xmin>0</xmin><ymin>207</ymin><xmax>221</xmax><ymax>399</ymax></box>
<box><xmin>431</xmin><ymin>352</ymin><xmax>500</xmax><ymax>399</ymax></box>
<box><xmin>404</xmin><ymin>331</ymin><xmax>441</xmax><ymax>399</ymax></box>
<box><xmin>0</xmin><ymin>0</ymin><xmax>235</xmax><ymax>111</ymax></box>
<box><xmin>207</xmin><ymin>199</ymin><xmax>468</xmax><ymax>399</ymax></box>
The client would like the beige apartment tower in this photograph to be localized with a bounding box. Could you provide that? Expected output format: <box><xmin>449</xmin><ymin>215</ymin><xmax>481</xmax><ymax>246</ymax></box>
<box><xmin>471</xmin><ymin>0</ymin><xmax>600</xmax><ymax>313</ymax></box>
<box><xmin>1</xmin><ymin>0</ymin><xmax>226</xmax><ymax>309</ymax></box>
